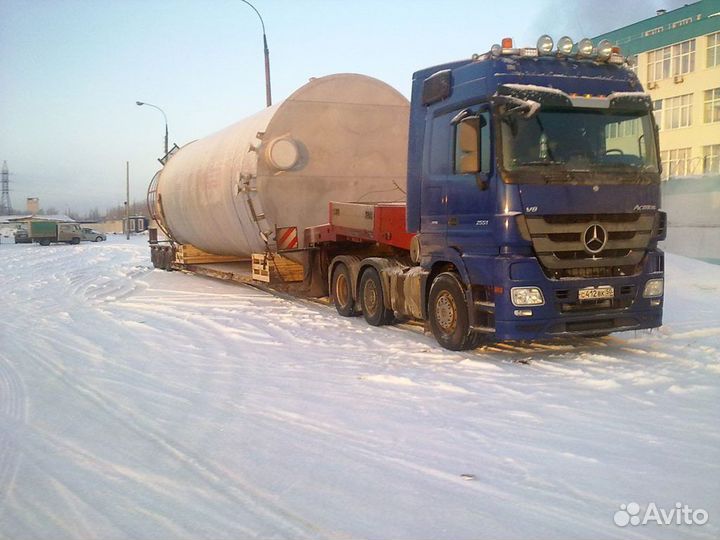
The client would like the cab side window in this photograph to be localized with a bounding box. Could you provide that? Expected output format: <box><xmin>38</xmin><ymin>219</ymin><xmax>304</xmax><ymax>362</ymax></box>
<box><xmin>454</xmin><ymin>111</ymin><xmax>490</xmax><ymax>175</ymax></box>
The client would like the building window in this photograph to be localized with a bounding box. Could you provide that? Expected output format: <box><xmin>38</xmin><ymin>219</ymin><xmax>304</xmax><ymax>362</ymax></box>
<box><xmin>708</xmin><ymin>32</ymin><xmax>720</xmax><ymax>68</ymax></box>
<box><xmin>627</xmin><ymin>54</ymin><xmax>638</xmax><ymax>74</ymax></box>
<box><xmin>653</xmin><ymin>99</ymin><xmax>663</xmax><ymax>128</ymax></box>
<box><xmin>704</xmin><ymin>145</ymin><xmax>720</xmax><ymax>174</ymax></box>
<box><xmin>660</xmin><ymin>148</ymin><xmax>692</xmax><ymax>179</ymax></box>
<box><xmin>661</xmin><ymin>94</ymin><xmax>693</xmax><ymax>129</ymax></box>
<box><xmin>704</xmin><ymin>88</ymin><xmax>720</xmax><ymax>123</ymax></box>
<box><xmin>606</xmin><ymin>117</ymin><xmax>639</xmax><ymax>138</ymax></box>
<box><xmin>647</xmin><ymin>39</ymin><xmax>696</xmax><ymax>82</ymax></box>
<box><xmin>647</xmin><ymin>46</ymin><xmax>671</xmax><ymax>82</ymax></box>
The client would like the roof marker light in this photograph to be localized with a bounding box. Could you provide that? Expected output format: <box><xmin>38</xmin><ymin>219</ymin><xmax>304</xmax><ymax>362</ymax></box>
<box><xmin>537</xmin><ymin>35</ymin><xmax>554</xmax><ymax>55</ymax></box>
<box><xmin>597</xmin><ymin>39</ymin><xmax>612</xmax><ymax>61</ymax></box>
<box><xmin>557</xmin><ymin>36</ymin><xmax>574</xmax><ymax>55</ymax></box>
<box><xmin>577</xmin><ymin>38</ymin><xmax>594</xmax><ymax>57</ymax></box>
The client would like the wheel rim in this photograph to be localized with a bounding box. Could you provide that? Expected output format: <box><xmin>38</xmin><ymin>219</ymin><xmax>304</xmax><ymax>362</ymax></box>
<box><xmin>435</xmin><ymin>291</ymin><xmax>457</xmax><ymax>333</ymax></box>
<box><xmin>363</xmin><ymin>279</ymin><xmax>379</xmax><ymax>315</ymax></box>
<box><xmin>335</xmin><ymin>272</ymin><xmax>349</xmax><ymax>307</ymax></box>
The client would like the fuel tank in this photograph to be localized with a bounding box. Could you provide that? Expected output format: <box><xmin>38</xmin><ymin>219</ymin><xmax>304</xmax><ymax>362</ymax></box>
<box><xmin>151</xmin><ymin>74</ymin><xmax>409</xmax><ymax>260</ymax></box>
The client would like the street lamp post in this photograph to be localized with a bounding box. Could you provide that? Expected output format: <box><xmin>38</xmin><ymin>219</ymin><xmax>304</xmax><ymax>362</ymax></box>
<box><xmin>136</xmin><ymin>101</ymin><xmax>169</xmax><ymax>158</ymax></box>
<box><xmin>239</xmin><ymin>0</ymin><xmax>272</xmax><ymax>107</ymax></box>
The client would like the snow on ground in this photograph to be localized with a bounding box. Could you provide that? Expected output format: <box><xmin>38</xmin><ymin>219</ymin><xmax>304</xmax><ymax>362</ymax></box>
<box><xmin>0</xmin><ymin>235</ymin><xmax>718</xmax><ymax>540</ymax></box>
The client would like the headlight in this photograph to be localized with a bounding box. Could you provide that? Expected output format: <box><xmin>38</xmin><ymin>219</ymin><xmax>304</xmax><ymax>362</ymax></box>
<box><xmin>643</xmin><ymin>278</ymin><xmax>664</xmax><ymax>298</ymax></box>
<box><xmin>557</xmin><ymin>36</ymin><xmax>574</xmax><ymax>55</ymax></box>
<box><xmin>511</xmin><ymin>287</ymin><xmax>545</xmax><ymax>306</ymax></box>
<box><xmin>537</xmin><ymin>35</ymin><xmax>554</xmax><ymax>55</ymax></box>
<box><xmin>577</xmin><ymin>38</ymin><xmax>594</xmax><ymax>57</ymax></box>
<box><xmin>597</xmin><ymin>39</ymin><xmax>612</xmax><ymax>61</ymax></box>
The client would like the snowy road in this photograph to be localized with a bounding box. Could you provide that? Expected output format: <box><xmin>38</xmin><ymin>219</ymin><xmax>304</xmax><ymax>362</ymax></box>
<box><xmin>0</xmin><ymin>236</ymin><xmax>718</xmax><ymax>540</ymax></box>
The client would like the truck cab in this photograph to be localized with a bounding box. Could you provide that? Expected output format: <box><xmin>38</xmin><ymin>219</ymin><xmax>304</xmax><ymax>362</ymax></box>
<box><xmin>404</xmin><ymin>37</ymin><xmax>665</xmax><ymax>348</ymax></box>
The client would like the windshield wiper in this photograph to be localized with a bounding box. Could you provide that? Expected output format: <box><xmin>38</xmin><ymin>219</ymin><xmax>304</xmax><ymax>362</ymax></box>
<box><xmin>518</xmin><ymin>160</ymin><xmax>566</xmax><ymax>166</ymax></box>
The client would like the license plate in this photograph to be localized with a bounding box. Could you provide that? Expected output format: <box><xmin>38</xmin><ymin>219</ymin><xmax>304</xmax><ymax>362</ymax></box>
<box><xmin>578</xmin><ymin>285</ymin><xmax>614</xmax><ymax>301</ymax></box>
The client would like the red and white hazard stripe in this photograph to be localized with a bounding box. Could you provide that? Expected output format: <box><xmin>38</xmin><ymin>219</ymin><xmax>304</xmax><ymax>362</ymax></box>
<box><xmin>276</xmin><ymin>226</ymin><xmax>298</xmax><ymax>250</ymax></box>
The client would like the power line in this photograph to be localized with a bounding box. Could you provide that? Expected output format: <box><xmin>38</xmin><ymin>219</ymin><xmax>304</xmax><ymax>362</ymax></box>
<box><xmin>0</xmin><ymin>161</ymin><xmax>13</xmax><ymax>214</ymax></box>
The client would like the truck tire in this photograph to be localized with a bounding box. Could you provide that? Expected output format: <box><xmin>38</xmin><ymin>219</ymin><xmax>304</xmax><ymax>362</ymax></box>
<box><xmin>428</xmin><ymin>272</ymin><xmax>479</xmax><ymax>351</ymax></box>
<box><xmin>39</xmin><ymin>239</ymin><xmax>51</xmax><ymax>246</ymax></box>
<box><xmin>331</xmin><ymin>263</ymin><xmax>356</xmax><ymax>317</ymax></box>
<box><xmin>95</xmin><ymin>236</ymin><xmax>103</xmax><ymax>242</ymax></box>
<box><xmin>359</xmin><ymin>267</ymin><xmax>394</xmax><ymax>326</ymax></box>
<box><xmin>71</xmin><ymin>237</ymin><xmax>80</xmax><ymax>245</ymax></box>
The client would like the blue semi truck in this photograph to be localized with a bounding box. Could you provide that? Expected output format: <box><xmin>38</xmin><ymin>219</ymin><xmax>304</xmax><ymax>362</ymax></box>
<box><xmin>152</xmin><ymin>36</ymin><xmax>666</xmax><ymax>351</ymax></box>
<box><xmin>319</xmin><ymin>36</ymin><xmax>665</xmax><ymax>350</ymax></box>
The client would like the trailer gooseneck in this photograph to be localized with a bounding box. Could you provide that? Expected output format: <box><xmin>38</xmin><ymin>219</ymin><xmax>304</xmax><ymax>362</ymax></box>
<box><xmin>149</xmin><ymin>36</ymin><xmax>666</xmax><ymax>350</ymax></box>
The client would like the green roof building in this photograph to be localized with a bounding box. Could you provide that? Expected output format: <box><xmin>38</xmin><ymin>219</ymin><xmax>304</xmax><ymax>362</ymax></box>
<box><xmin>594</xmin><ymin>0</ymin><xmax>720</xmax><ymax>179</ymax></box>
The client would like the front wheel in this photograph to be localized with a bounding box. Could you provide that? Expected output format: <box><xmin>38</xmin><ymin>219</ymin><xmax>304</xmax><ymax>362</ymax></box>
<box><xmin>359</xmin><ymin>267</ymin><xmax>394</xmax><ymax>326</ymax></box>
<box><xmin>428</xmin><ymin>272</ymin><xmax>479</xmax><ymax>351</ymax></box>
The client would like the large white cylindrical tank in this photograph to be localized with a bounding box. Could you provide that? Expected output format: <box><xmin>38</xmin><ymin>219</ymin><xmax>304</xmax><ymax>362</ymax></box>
<box><xmin>153</xmin><ymin>74</ymin><xmax>409</xmax><ymax>260</ymax></box>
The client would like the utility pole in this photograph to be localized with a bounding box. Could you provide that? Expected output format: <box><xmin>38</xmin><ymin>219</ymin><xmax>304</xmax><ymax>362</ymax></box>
<box><xmin>135</xmin><ymin>101</ymin><xmax>169</xmax><ymax>158</ymax></box>
<box><xmin>239</xmin><ymin>0</ymin><xmax>272</xmax><ymax>107</ymax></box>
<box><xmin>126</xmin><ymin>161</ymin><xmax>130</xmax><ymax>240</ymax></box>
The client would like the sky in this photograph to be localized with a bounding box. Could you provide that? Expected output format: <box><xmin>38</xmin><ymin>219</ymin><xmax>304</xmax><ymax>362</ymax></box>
<box><xmin>0</xmin><ymin>0</ymin><xmax>693</xmax><ymax>215</ymax></box>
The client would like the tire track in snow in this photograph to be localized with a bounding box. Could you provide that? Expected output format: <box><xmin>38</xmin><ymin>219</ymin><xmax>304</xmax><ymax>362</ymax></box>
<box><xmin>240</xmin><ymin>404</ymin><xmax>630</xmax><ymax>538</ymax></box>
<box><xmin>0</xmin><ymin>353</ymin><xmax>28</xmax><ymax>507</ymax></box>
<box><xmin>12</xmin><ymin>337</ymin><xmax>333</xmax><ymax>539</ymax></box>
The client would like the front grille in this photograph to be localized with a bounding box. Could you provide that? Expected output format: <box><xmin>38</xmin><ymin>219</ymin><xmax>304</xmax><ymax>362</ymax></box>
<box><xmin>656</xmin><ymin>212</ymin><xmax>667</xmax><ymax>238</ymax></box>
<box><xmin>522</xmin><ymin>213</ymin><xmax>656</xmax><ymax>279</ymax></box>
<box><xmin>559</xmin><ymin>298</ymin><xmax>633</xmax><ymax>312</ymax></box>
<box><xmin>542</xmin><ymin>213</ymin><xmax>640</xmax><ymax>224</ymax></box>
<box><xmin>553</xmin><ymin>265</ymin><xmax>641</xmax><ymax>279</ymax></box>
<box><xmin>554</xmin><ymin>248</ymin><xmax>632</xmax><ymax>260</ymax></box>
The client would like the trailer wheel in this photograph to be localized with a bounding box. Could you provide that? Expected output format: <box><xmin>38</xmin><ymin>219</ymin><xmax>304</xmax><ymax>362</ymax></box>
<box><xmin>71</xmin><ymin>237</ymin><xmax>80</xmax><ymax>245</ymax></box>
<box><xmin>359</xmin><ymin>267</ymin><xmax>394</xmax><ymax>326</ymax></box>
<box><xmin>428</xmin><ymin>272</ymin><xmax>479</xmax><ymax>351</ymax></box>
<box><xmin>39</xmin><ymin>239</ymin><xmax>50</xmax><ymax>246</ymax></box>
<box><xmin>331</xmin><ymin>263</ymin><xmax>356</xmax><ymax>317</ymax></box>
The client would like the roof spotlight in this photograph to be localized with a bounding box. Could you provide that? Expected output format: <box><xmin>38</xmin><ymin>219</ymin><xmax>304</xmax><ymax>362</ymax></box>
<box><xmin>537</xmin><ymin>35</ymin><xmax>554</xmax><ymax>55</ymax></box>
<box><xmin>557</xmin><ymin>36</ymin><xmax>574</xmax><ymax>55</ymax></box>
<box><xmin>577</xmin><ymin>38</ymin><xmax>594</xmax><ymax>57</ymax></box>
<box><xmin>597</xmin><ymin>39</ymin><xmax>613</xmax><ymax>61</ymax></box>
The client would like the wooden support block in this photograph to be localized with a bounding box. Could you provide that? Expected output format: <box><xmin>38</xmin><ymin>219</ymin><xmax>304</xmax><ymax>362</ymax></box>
<box><xmin>252</xmin><ymin>253</ymin><xmax>304</xmax><ymax>283</ymax></box>
<box><xmin>175</xmin><ymin>244</ymin><xmax>245</xmax><ymax>265</ymax></box>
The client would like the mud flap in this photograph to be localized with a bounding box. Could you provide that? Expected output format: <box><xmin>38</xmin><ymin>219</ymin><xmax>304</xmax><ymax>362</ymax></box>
<box><xmin>303</xmin><ymin>249</ymin><xmax>329</xmax><ymax>297</ymax></box>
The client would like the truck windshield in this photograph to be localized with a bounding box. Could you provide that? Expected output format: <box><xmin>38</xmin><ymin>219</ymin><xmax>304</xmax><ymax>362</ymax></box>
<box><xmin>499</xmin><ymin>108</ymin><xmax>659</xmax><ymax>183</ymax></box>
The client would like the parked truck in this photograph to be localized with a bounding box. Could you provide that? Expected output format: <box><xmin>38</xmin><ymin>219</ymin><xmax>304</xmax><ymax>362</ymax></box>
<box><xmin>29</xmin><ymin>221</ymin><xmax>83</xmax><ymax>246</ymax></box>
<box><xmin>149</xmin><ymin>36</ymin><xmax>666</xmax><ymax>350</ymax></box>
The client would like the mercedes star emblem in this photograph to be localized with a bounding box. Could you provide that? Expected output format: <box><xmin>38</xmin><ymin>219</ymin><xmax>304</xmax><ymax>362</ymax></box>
<box><xmin>583</xmin><ymin>224</ymin><xmax>607</xmax><ymax>254</ymax></box>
